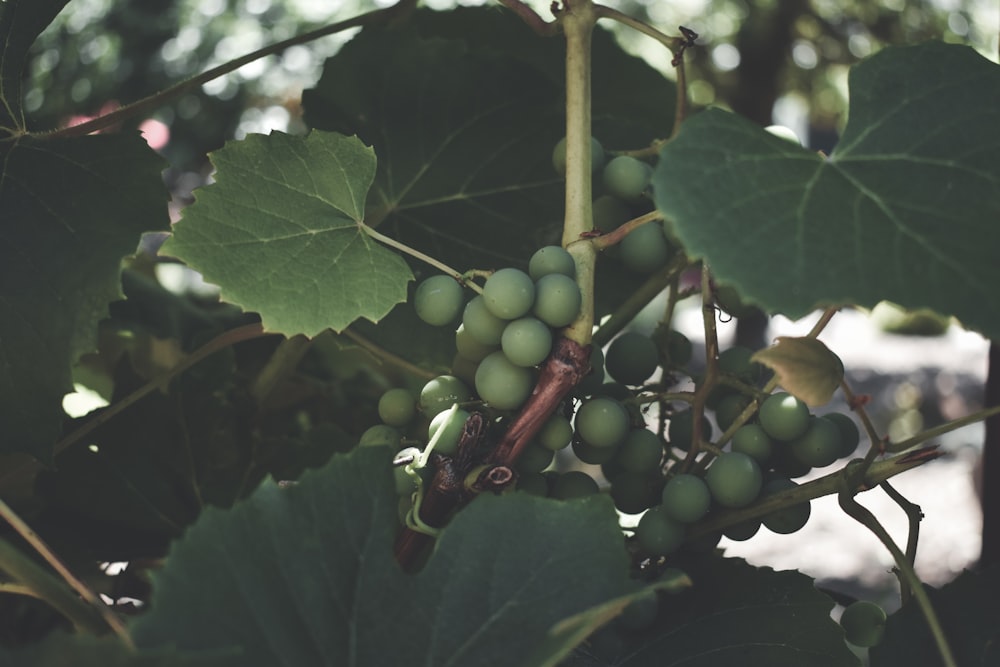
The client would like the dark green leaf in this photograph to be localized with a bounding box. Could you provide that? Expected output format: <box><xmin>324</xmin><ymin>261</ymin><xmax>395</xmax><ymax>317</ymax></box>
<box><xmin>131</xmin><ymin>447</ymin><xmax>634</xmax><ymax>666</ymax></box>
<box><xmin>160</xmin><ymin>131</ymin><xmax>408</xmax><ymax>336</ymax></box>
<box><xmin>653</xmin><ymin>43</ymin><xmax>1000</xmax><ymax>337</ymax></box>
<box><xmin>0</xmin><ymin>0</ymin><xmax>69</xmax><ymax>132</ymax></box>
<box><xmin>871</xmin><ymin>567</ymin><xmax>1000</xmax><ymax>667</ymax></box>
<box><xmin>0</xmin><ymin>634</ymin><xmax>238</xmax><ymax>667</ymax></box>
<box><xmin>566</xmin><ymin>555</ymin><xmax>859</xmax><ymax>667</ymax></box>
<box><xmin>0</xmin><ymin>134</ymin><xmax>168</xmax><ymax>460</ymax></box>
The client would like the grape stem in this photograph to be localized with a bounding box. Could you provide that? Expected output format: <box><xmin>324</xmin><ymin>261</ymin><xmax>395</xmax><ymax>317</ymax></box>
<box><xmin>879</xmin><ymin>480</ymin><xmax>922</xmax><ymax>605</ymax></box>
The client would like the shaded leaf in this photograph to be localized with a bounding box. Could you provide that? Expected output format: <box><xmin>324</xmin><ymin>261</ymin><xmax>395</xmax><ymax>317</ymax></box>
<box><xmin>653</xmin><ymin>43</ymin><xmax>1000</xmax><ymax>338</ymax></box>
<box><xmin>752</xmin><ymin>336</ymin><xmax>844</xmax><ymax>406</ymax></box>
<box><xmin>160</xmin><ymin>131</ymin><xmax>410</xmax><ymax>336</ymax></box>
<box><xmin>0</xmin><ymin>0</ymin><xmax>69</xmax><ymax>132</ymax></box>
<box><xmin>0</xmin><ymin>134</ymin><xmax>168</xmax><ymax>460</ymax></box>
<box><xmin>0</xmin><ymin>634</ymin><xmax>237</xmax><ymax>667</ymax></box>
<box><xmin>131</xmin><ymin>447</ymin><xmax>634</xmax><ymax>666</ymax></box>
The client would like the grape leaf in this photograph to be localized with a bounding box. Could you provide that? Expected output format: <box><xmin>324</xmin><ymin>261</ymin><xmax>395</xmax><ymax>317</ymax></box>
<box><xmin>565</xmin><ymin>556</ymin><xmax>859</xmax><ymax>667</ymax></box>
<box><xmin>0</xmin><ymin>634</ymin><xmax>237</xmax><ymax>667</ymax></box>
<box><xmin>652</xmin><ymin>42</ymin><xmax>1000</xmax><ymax>338</ymax></box>
<box><xmin>0</xmin><ymin>0</ymin><xmax>68</xmax><ymax>132</ymax></box>
<box><xmin>0</xmin><ymin>134</ymin><xmax>168</xmax><ymax>460</ymax></box>
<box><xmin>870</xmin><ymin>567</ymin><xmax>1000</xmax><ymax>667</ymax></box>
<box><xmin>160</xmin><ymin>131</ymin><xmax>411</xmax><ymax>336</ymax></box>
<box><xmin>752</xmin><ymin>336</ymin><xmax>844</xmax><ymax>406</ymax></box>
<box><xmin>131</xmin><ymin>447</ymin><xmax>634</xmax><ymax>666</ymax></box>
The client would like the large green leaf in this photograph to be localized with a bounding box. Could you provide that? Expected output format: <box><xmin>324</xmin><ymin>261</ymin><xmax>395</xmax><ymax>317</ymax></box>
<box><xmin>566</xmin><ymin>556</ymin><xmax>859</xmax><ymax>667</ymax></box>
<box><xmin>0</xmin><ymin>0</ymin><xmax>69</xmax><ymax>133</ymax></box>
<box><xmin>0</xmin><ymin>134</ymin><xmax>168</xmax><ymax>460</ymax></box>
<box><xmin>131</xmin><ymin>446</ymin><xmax>634</xmax><ymax>665</ymax></box>
<box><xmin>160</xmin><ymin>131</ymin><xmax>408</xmax><ymax>336</ymax></box>
<box><xmin>653</xmin><ymin>42</ymin><xmax>1000</xmax><ymax>337</ymax></box>
<box><xmin>0</xmin><ymin>634</ymin><xmax>236</xmax><ymax>667</ymax></box>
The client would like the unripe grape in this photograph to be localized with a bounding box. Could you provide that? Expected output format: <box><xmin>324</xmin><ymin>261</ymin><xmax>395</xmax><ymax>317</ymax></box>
<box><xmin>715</xmin><ymin>284</ymin><xmax>755</xmax><ymax>318</ymax></box>
<box><xmin>616</xmin><ymin>428</ymin><xmax>663</xmax><ymax>474</ymax></box>
<box><xmin>610</xmin><ymin>471</ymin><xmax>663</xmax><ymax>514</ymax></box>
<box><xmin>393</xmin><ymin>446</ymin><xmax>423</xmax><ymax>495</ymax></box>
<box><xmin>840</xmin><ymin>601</ymin><xmax>887</xmax><ymax>647</ymax></box>
<box><xmin>552</xmin><ymin>136</ymin><xmax>605</xmax><ymax>175</ymax></box>
<box><xmin>668</xmin><ymin>408</ymin><xmax>713</xmax><ymax>451</ymax></box>
<box><xmin>619</xmin><ymin>222</ymin><xmax>673</xmax><ymax>274</ymax></box>
<box><xmin>482</xmin><ymin>268</ymin><xmax>535</xmax><ymax>320</ymax></box>
<box><xmin>715</xmin><ymin>393</ymin><xmax>753</xmax><ymax>432</ymax></box>
<box><xmin>605</xmin><ymin>331</ymin><xmax>659</xmax><ymax>386</ymax></box>
<box><xmin>419</xmin><ymin>375</ymin><xmax>473</xmax><ymax>417</ymax></box>
<box><xmin>663</xmin><ymin>329</ymin><xmax>693</xmax><ymax>368</ymax></box>
<box><xmin>758</xmin><ymin>392</ymin><xmax>810</xmax><ymax>441</ymax></box>
<box><xmin>572</xmin><ymin>437</ymin><xmax>619</xmax><ymax>465</ymax></box>
<box><xmin>475</xmin><ymin>351</ymin><xmax>533</xmax><ymax>410</ymax></box>
<box><xmin>636</xmin><ymin>506</ymin><xmax>685</xmax><ymax>556</ymax></box>
<box><xmin>428</xmin><ymin>407</ymin><xmax>471</xmax><ymax>456</ymax></box>
<box><xmin>822</xmin><ymin>412</ymin><xmax>861</xmax><ymax>458</ymax></box>
<box><xmin>455</xmin><ymin>324</ymin><xmax>498</xmax><ymax>362</ymax></box>
<box><xmin>732</xmin><ymin>424</ymin><xmax>774</xmax><ymax>463</ymax></box>
<box><xmin>462</xmin><ymin>295</ymin><xmax>507</xmax><ymax>345</ymax></box>
<box><xmin>359</xmin><ymin>424</ymin><xmax>401</xmax><ymax>449</ymax></box>
<box><xmin>723</xmin><ymin>519</ymin><xmax>761</xmax><ymax>541</ymax></box>
<box><xmin>705</xmin><ymin>451</ymin><xmax>763</xmax><ymax>508</ymax></box>
<box><xmin>789</xmin><ymin>416</ymin><xmax>842</xmax><ymax>468</ymax></box>
<box><xmin>551</xmin><ymin>470</ymin><xmax>600</xmax><ymax>499</ymax></box>
<box><xmin>377</xmin><ymin>388</ymin><xmax>417</xmax><ymax>427</ymax></box>
<box><xmin>501</xmin><ymin>317</ymin><xmax>552</xmax><ymax>367</ymax></box>
<box><xmin>718</xmin><ymin>345</ymin><xmax>762</xmax><ymax>383</ymax></box>
<box><xmin>603</xmin><ymin>155</ymin><xmax>651</xmax><ymax>201</ymax></box>
<box><xmin>592</xmin><ymin>194</ymin><xmax>631</xmax><ymax>234</ymax></box>
<box><xmin>760</xmin><ymin>477</ymin><xmax>811</xmax><ymax>534</ymax></box>
<box><xmin>575</xmin><ymin>397</ymin><xmax>630</xmax><ymax>448</ymax></box>
<box><xmin>528</xmin><ymin>245</ymin><xmax>575</xmax><ymax>280</ymax></box>
<box><xmin>572</xmin><ymin>346</ymin><xmax>605</xmax><ymax>397</ymax></box>
<box><xmin>661</xmin><ymin>473</ymin><xmax>711</xmax><ymax>523</ymax></box>
<box><xmin>413</xmin><ymin>275</ymin><xmax>464</xmax><ymax>326</ymax></box>
<box><xmin>533</xmin><ymin>273</ymin><xmax>582</xmax><ymax>327</ymax></box>
<box><xmin>535</xmin><ymin>414</ymin><xmax>573</xmax><ymax>451</ymax></box>
<box><xmin>516</xmin><ymin>443</ymin><xmax>555</xmax><ymax>474</ymax></box>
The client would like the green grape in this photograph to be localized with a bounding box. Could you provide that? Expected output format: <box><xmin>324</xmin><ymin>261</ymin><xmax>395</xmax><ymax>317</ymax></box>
<box><xmin>618</xmin><ymin>590</ymin><xmax>659</xmax><ymax>631</ymax></box>
<box><xmin>758</xmin><ymin>392</ymin><xmax>810</xmax><ymax>441</ymax></box>
<box><xmin>715</xmin><ymin>283</ymin><xmax>755</xmax><ymax>318</ymax></box>
<box><xmin>528</xmin><ymin>245</ymin><xmax>575</xmax><ymax>280</ymax></box>
<box><xmin>483</xmin><ymin>268</ymin><xmax>535</xmax><ymax>320</ymax></box>
<box><xmin>705</xmin><ymin>451</ymin><xmax>763</xmax><ymax>508</ymax></box>
<box><xmin>475</xmin><ymin>351</ymin><xmax>533</xmax><ymax>410</ymax></box>
<box><xmin>723</xmin><ymin>519</ymin><xmax>761</xmax><ymax>541</ymax></box>
<box><xmin>359</xmin><ymin>424</ymin><xmax>401</xmax><ymax>449</ymax></box>
<box><xmin>603</xmin><ymin>155</ymin><xmax>652</xmax><ymax>201</ymax></box>
<box><xmin>501</xmin><ymin>317</ymin><xmax>553</xmax><ymax>367</ymax></box>
<box><xmin>450</xmin><ymin>353</ymin><xmax>478</xmax><ymax>390</ymax></box>
<box><xmin>789</xmin><ymin>416</ymin><xmax>842</xmax><ymax>468</ymax></box>
<box><xmin>575</xmin><ymin>397</ymin><xmax>630</xmax><ymax>448</ymax></box>
<box><xmin>616</xmin><ymin>428</ymin><xmax>663</xmax><ymax>474</ymax></box>
<box><xmin>770</xmin><ymin>449</ymin><xmax>813</xmax><ymax>479</ymax></box>
<box><xmin>663</xmin><ymin>329</ymin><xmax>693</xmax><ymax>368</ymax></box>
<box><xmin>715</xmin><ymin>393</ymin><xmax>753</xmax><ymax>432</ymax></box>
<box><xmin>592</xmin><ymin>194</ymin><xmax>632</xmax><ymax>234</ymax></box>
<box><xmin>552</xmin><ymin>136</ymin><xmax>605</xmax><ymax>175</ymax></box>
<box><xmin>635</xmin><ymin>506</ymin><xmax>685</xmax><ymax>556</ymax></box>
<box><xmin>377</xmin><ymin>387</ymin><xmax>417</xmax><ymax>427</ymax></box>
<box><xmin>551</xmin><ymin>470</ymin><xmax>600</xmax><ymax>499</ymax></box>
<box><xmin>455</xmin><ymin>324</ymin><xmax>498</xmax><ymax>362</ymax></box>
<box><xmin>536</xmin><ymin>414</ymin><xmax>573</xmax><ymax>451</ymax></box>
<box><xmin>619</xmin><ymin>222</ymin><xmax>673</xmax><ymax>274</ymax></box>
<box><xmin>573</xmin><ymin>437</ymin><xmax>619</xmax><ymax>465</ymax></box>
<box><xmin>610</xmin><ymin>472</ymin><xmax>663</xmax><ymax>514</ymax></box>
<box><xmin>718</xmin><ymin>345</ymin><xmax>762</xmax><ymax>383</ymax></box>
<box><xmin>393</xmin><ymin>446</ymin><xmax>423</xmax><ymax>495</ymax></box>
<box><xmin>840</xmin><ymin>601</ymin><xmax>887</xmax><ymax>647</ymax></box>
<box><xmin>605</xmin><ymin>331</ymin><xmax>659</xmax><ymax>386</ymax></box>
<box><xmin>428</xmin><ymin>407</ymin><xmax>471</xmax><ymax>456</ymax></box>
<box><xmin>533</xmin><ymin>273</ymin><xmax>582</xmax><ymax>327</ymax></box>
<box><xmin>732</xmin><ymin>424</ymin><xmax>774</xmax><ymax>463</ymax></box>
<box><xmin>463</xmin><ymin>295</ymin><xmax>507</xmax><ymax>345</ymax></box>
<box><xmin>760</xmin><ymin>477</ymin><xmax>811</xmax><ymax>534</ymax></box>
<box><xmin>572</xmin><ymin>346</ymin><xmax>605</xmax><ymax>397</ymax></box>
<box><xmin>516</xmin><ymin>442</ymin><xmax>555</xmax><ymax>473</ymax></box>
<box><xmin>419</xmin><ymin>375</ymin><xmax>473</xmax><ymax>417</ymax></box>
<box><xmin>823</xmin><ymin>412</ymin><xmax>861</xmax><ymax>458</ymax></box>
<box><xmin>667</xmin><ymin>408</ymin><xmax>713</xmax><ymax>451</ymax></box>
<box><xmin>661</xmin><ymin>473</ymin><xmax>711</xmax><ymax>523</ymax></box>
<box><xmin>413</xmin><ymin>275</ymin><xmax>464</xmax><ymax>326</ymax></box>
<box><xmin>516</xmin><ymin>472</ymin><xmax>550</xmax><ymax>496</ymax></box>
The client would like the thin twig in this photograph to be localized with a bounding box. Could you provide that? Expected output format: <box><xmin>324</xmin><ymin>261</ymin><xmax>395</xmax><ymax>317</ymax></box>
<box><xmin>880</xmin><ymin>480</ymin><xmax>923</xmax><ymax>604</ymax></box>
<box><xmin>341</xmin><ymin>328</ymin><xmax>438</xmax><ymax>381</ymax></box>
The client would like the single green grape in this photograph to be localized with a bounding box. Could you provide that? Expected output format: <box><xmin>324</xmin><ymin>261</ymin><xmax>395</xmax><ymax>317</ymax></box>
<box><xmin>635</xmin><ymin>506</ymin><xmax>685</xmax><ymax>556</ymax></box>
<box><xmin>455</xmin><ymin>324</ymin><xmax>498</xmax><ymax>362</ymax></box>
<box><xmin>760</xmin><ymin>477</ymin><xmax>811</xmax><ymax>534</ymax></box>
<box><xmin>419</xmin><ymin>375</ymin><xmax>473</xmax><ymax>417</ymax></box>
<box><xmin>732</xmin><ymin>424</ymin><xmax>774</xmax><ymax>463</ymax></box>
<box><xmin>592</xmin><ymin>194</ymin><xmax>632</xmax><ymax>234</ymax></box>
<box><xmin>822</xmin><ymin>412</ymin><xmax>861</xmax><ymax>458</ymax></box>
<box><xmin>393</xmin><ymin>446</ymin><xmax>423</xmax><ymax>495</ymax></box>
<box><xmin>661</xmin><ymin>473</ymin><xmax>711</xmax><ymax>523</ymax></box>
<box><xmin>413</xmin><ymin>275</ymin><xmax>464</xmax><ymax>326</ymax></box>
<box><xmin>482</xmin><ymin>268</ymin><xmax>535</xmax><ymax>320</ymax></box>
<box><xmin>575</xmin><ymin>397</ymin><xmax>630</xmax><ymax>448</ymax></box>
<box><xmin>605</xmin><ymin>331</ymin><xmax>659</xmax><ymax>386</ymax></box>
<box><xmin>758</xmin><ymin>392</ymin><xmax>811</xmax><ymax>441</ymax></box>
<box><xmin>462</xmin><ymin>295</ymin><xmax>507</xmax><ymax>345</ymax></box>
<box><xmin>428</xmin><ymin>407</ymin><xmax>471</xmax><ymax>456</ymax></box>
<box><xmin>533</xmin><ymin>273</ymin><xmax>582</xmax><ymax>327</ymax></box>
<box><xmin>718</xmin><ymin>345</ymin><xmax>762</xmax><ymax>383</ymax></box>
<box><xmin>663</xmin><ymin>329</ymin><xmax>693</xmax><ymax>368</ymax></box>
<box><xmin>572</xmin><ymin>437</ymin><xmax>620</xmax><ymax>465</ymax></box>
<box><xmin>610</xmin><ymin>471</ymin><xmax>663</xmax><ymax>514</ymax></box>
<box><xmin>840</xmin><ymin>601</ymin><xmax>887</xmax><ymax>647</ymax></box>
<box><xmin>667</xmin><ymin>408</ymin><xmax>713</xmax><ymax>451</ymax></box>
<box><xmin>789</xmin><ymin>416</ymin><xmax>842</xmax><ymax>468</ymax></box>
<box><xmin>723</xmin><ymin>519</ymin><xmax>761</xmax><ymax>541</ymax></box>
<box><xmin>474</xmin><ymin>351</ymin><xmax>533</xmax><ymax>410</ymax></box>
<box><xmin>616</xmin><ymin>428</ymin><xmax>663</xmax><ymax>474</ymax></box>
<box><xmin>705</xmin><ymin>451</ymin><xmax>763</xmax><ymax>508</ymax></box>
<box><xmin>550</xmin><ymin>470</ymin><xmax>600</xmax><ymax>499</ymax></box>
<box><xmin>528</xmin><ymin>245</ymin><xmax>575</xmax><ymax>280</ymax></box>
<box><xmin>603</xmin><ymin>155</ymin><xmax>652</xmax><ymax>201</ymax></box>
<box><xmin>516</xmin><ymin>442</ymin><xmax>555</xmax><ymax>474</ymax></box>
<box><xmin>377</xmin><ymin>387</ymin><xmax>417</xmax><ymax>427</ymax></box>
<box><xmin>535</xmin><ymin>414</ymin><xmax>574</xmax><ymax>451</ymax></box>
<box><xmin>552</xmin><ymin>136</ymin><xmax>605</xmax><ymax>175</ymax></box>
<box><xmin>359</xmin><ymin>424</ymin><xmax>401</xmax><ymax>449</ymax></box>
<box><xmin>619</xmin><ymin>222</ymin><xmax>673</xmax><ymax>274</ymax></box>
<box><xmin>501</xmin><ymin>317</ymin><xmax>552</xmax><ymax>367</ymax></box>
<box><xmin>714</xmin><ymin>393</ymin><xmax>753</xmax><ymax>432</ymax></box>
